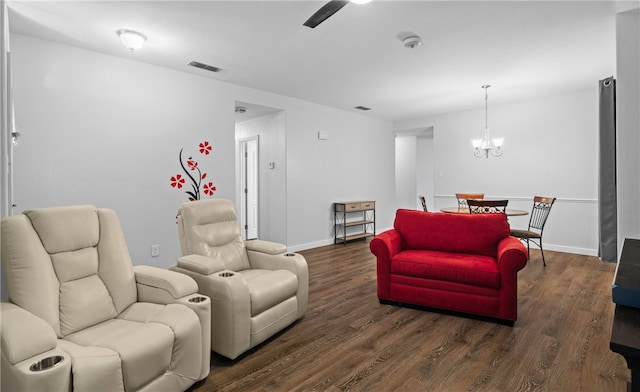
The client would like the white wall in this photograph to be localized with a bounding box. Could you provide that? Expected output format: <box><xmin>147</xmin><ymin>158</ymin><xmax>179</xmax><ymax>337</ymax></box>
<box><xmin>1</xmin><ymin>2</ymin><xmax>9</xmax><ymax>219</ymax></box>
<box><xmin>616</xmin><ymin>9</ymin><xmax>640</xmax><ymax>254</ymax></box>
<box><xmin>416</xmin><ymin>133</ymin><xmax>435</xmax><ymax>211</ymax></box>
<box><xmin>8</xmin><ymin>34</ymin><xmax>396</xmax><ymax>267</ymax></box>
<box><xmin>395</xmin><ymin>134</ymin><xmax>417</xmax><ymax>210</ymax></box>
<box><xmin>11</xmin><ymin>34</ymin><xmax>237</xmax><ymax>269</ymax></box>
<box><xmin>284</xmin><ymin>101</ymin><xmax>396</xmax><ymax>250</ymax></box>
<box><xmin>396</xmin><ymin>88</ymin><xmax>600</xmax><ymax>255</ymax></box>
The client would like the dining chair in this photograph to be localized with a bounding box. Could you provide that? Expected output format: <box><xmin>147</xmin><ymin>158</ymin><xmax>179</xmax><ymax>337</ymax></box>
<box><xmin>455</xmin><ymin>193</ymin><xmax>485</xmax><ymax>208</ymax></box>
<box><xmin>510</xmin><ymin>196</ymin><xmax>556</xmax><ymax>266</ymax></box>
<box><xmin>419</xmin><ymin>195</ymin><xmax>428</xmax><ymax>212</ymax></box>
<box><xmin>467</xmin><ymin>199</ymin><xmax>509</xmax><ymax>214</ymax></box>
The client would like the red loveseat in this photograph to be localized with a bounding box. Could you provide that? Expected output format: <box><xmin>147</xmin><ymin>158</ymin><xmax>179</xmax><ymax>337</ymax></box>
<box><xmin>370</xmin><ymin>209</ymin><xmax>528</xmax><ymax>324</ymax></box>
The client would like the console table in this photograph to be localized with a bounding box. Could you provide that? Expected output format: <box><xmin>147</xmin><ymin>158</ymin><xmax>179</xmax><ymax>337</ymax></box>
<box><xmin>334</xmin><ymin>201</ymin><xmax>375</xmax><ymax>244</ymax></box>
<box><xmin>610</xmin><ymin>238</ymin><xmax>640</xmax><ymax>392</ymax></box>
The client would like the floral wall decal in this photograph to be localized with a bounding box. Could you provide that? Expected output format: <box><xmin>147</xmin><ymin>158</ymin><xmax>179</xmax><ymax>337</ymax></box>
<box><xmin>170</xmin><ymin>141</ymin><xmax>216</xmax><ymax>201</ymax></box>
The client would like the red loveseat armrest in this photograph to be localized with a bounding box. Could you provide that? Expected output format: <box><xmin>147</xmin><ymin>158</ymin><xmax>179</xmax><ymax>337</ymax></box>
<box><xmin>497</xmin><ymin>236</ymin><xmax>528</xmax><ymax>274</ymax></box>
<box><xmin>370</xmin><ymin>229</ymin><xmax>403</xmax><ymax>299</ymax></box>
<box><xmin>496</xmin><ymin>236</ymin><xmax>528</xmax><ymax>320</ymax></box>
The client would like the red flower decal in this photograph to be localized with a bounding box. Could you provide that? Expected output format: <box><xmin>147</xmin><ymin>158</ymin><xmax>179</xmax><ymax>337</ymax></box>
<box><xmin>170</xmin><ymin>174</ymin><xmax>185</xmax><ymax>189</ymax></box>
<box><xmin>203</xmin><ymin>182</ymin><xmax>216</xmax><ymax>196</ymax></box>
<box><xmin>172</xmin><ymin>143</ymin><xmax>216</xmax><ymax>201</ymax></box>
<box><xmin>199</xmin><ymin>141</ymin><xmax>212</xmax><ymax>155</ymax></box>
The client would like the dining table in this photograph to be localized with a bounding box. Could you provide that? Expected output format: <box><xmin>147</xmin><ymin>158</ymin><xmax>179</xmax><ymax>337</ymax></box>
<box><xmin>439</xmin><ymin>207</ymin><xmax>529</xmax><ymax>216</ymax></box>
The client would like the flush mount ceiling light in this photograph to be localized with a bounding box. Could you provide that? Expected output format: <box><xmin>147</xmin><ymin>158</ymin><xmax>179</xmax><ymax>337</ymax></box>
<box><xmin>403</xmin><ymin>36</ymin><xmax>422</xmax><ymax>49</ymax></box>
<box><xmin>116</xmin><ymin>29</ymin><xmax>147</xmax><ymax>52</ymax></box>
<box><xmin>472</xmin><ymin>85</ymin><xmax>504</xmax><ymax>158</ymax></box>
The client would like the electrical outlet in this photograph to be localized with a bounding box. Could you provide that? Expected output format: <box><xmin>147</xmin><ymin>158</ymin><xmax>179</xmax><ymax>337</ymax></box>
<box><xmin>151</xmin><ymin>245</ymin><xmax>160</xmax><ymax>257</ymax></box>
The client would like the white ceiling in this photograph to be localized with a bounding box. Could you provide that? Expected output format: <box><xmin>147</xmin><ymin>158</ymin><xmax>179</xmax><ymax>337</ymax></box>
<box><xmin>7</xmin><ymin>1</ymin><xmax>637</xmax><ymax>122</ymax></box>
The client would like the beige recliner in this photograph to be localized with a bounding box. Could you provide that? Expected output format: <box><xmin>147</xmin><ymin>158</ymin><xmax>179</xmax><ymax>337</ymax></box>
<box><xmin>0</xmin><ymin>205</ymin><xmax>211</xmax><ymax>392</ymax></box>
<box><xmin>170</xmin><ymin>198</ymin><xmax>308</xmax><ymax>360</ymax></box>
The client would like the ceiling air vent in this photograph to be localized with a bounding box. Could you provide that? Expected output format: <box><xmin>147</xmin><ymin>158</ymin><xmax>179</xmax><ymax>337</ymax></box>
<box><xmin>354</xmin><ymin>106</ymin><xmax>371</xmax><ymax>111</ymax></box>
<box><xmin>188</xmin><ymin>61</ymin><xmax>222</xmax><ymax>73</ymax></box>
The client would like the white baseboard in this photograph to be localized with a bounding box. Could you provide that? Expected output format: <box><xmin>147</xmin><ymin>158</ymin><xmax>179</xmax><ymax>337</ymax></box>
<box><xmin>288</xmin><ymin>239</ymin><xmax>334</xmax><ymax>253</ymax></box>
<box><xmin>537</xmin><ymin>243</ymin><xmax>598</xmax><ymax>257</ymax></box>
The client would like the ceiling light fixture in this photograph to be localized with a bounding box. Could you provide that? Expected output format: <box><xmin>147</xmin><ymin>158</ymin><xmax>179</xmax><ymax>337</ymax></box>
<box><xmin>350</xmin><ymin>0</ymin><xmax>372</xmax><ymax>4</ymax></box>
<box><xmin>472</xmin><ymin>85</ymin><xmax>504</xmax><ymax>158</ymax></box>
<box><xmin>117</xmin><ymin>29</ymin><xmax>147</xmax><ymax>52</ymax></box>
<box><xmin>403</xmin><ymin>36</ymin><xmax>422</xmax><ymax>49</ymax></box>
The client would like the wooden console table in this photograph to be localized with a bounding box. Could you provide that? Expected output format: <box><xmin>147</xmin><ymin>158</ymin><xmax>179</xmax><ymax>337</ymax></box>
<box><xmin>334</xmin><ymin>201</ymin><xmax>375</xmax><ymax>244</ymax></box>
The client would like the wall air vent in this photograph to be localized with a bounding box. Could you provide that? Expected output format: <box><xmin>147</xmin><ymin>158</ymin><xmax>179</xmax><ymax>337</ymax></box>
<box><xmin>354</xmin><ymin>106</ymin><xmax>371</xmax><ymax>111</ymax></box>
<box><xmin>188</xmin><ymin>61</ymin><xmax>222</xmax><ymax>73</ymax></box>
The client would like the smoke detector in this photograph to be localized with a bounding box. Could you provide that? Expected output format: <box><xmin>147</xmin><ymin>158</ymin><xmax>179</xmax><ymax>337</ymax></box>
<box><xmin>403</xmin><ymin>36</ymin><xmax>422</xmax><ymax>49</ymax></box>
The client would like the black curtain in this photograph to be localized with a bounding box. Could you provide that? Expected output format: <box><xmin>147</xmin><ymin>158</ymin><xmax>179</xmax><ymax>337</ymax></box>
<box><xmin>598</xmin><ymin>77</ymin><xmax>617</xmax><ymax>262</ymax></box>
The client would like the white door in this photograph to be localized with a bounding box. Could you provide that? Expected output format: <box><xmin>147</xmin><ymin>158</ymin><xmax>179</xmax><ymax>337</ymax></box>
<box><xmin>241</xmin><ymin>137</ymin><xmax>259</xmax><ymax>239</ymax></box>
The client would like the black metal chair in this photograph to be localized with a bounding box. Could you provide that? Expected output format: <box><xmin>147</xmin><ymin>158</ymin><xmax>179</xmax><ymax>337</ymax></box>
<box><xmin>419</xmin><ymin>195</ymin><xmax>428</xmax><ymax>212</ymax></box>
<box><xmin>510</xmin><ymin>196</ymin><xmax>556</xmax><ymax>266</ymax></box>
<box><xmin>467</xmin><ymin>199</ymin><xmax>509</xmax><ymax>214</ymax></box>
<box><xmin>455</xmin><ymin>193</ymin><xmax>484</xmax><ymax>208</ymax></box>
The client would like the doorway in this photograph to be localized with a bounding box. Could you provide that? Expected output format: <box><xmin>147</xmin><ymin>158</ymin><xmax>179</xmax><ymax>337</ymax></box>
<box><xmin>234</xmin><ymin>101</ymin><xmax>287</xmax><ymax>244</ymax></box>
<box><xmin>240</xmin><ymin>136</ymin><xmax>259</xmax><ymax>240</ymax></box>
<box><xmin>395</xmin><ymin>127</ymin><xmax>434</xmax><ymax>211</ymax></box>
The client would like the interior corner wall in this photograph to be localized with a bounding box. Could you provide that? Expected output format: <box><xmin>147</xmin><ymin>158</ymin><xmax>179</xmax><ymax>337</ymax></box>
<box><xmin>395</xmin><ymin>89</ymin><xmax>600</xmax><ymax>256</ymax></box>
<box><xmin>616</xmin><ymin>10</ymin><xmax>640</xmax><ymax>254</ymax></box>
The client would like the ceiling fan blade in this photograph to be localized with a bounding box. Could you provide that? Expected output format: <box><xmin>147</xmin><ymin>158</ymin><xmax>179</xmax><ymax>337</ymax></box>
<box><xmin>303</xmin><ymin>0</ymin><xmax>349</xmax><ymax>29</ymax></box>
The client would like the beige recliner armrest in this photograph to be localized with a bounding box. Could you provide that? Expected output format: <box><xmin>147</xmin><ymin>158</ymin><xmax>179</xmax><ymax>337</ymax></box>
<box><xmin>245</xmin><ymin>239</ymin><xmax>287</xmax><ymax>255</ymax></box>
<box><xmin>134</xmin><ymin>265</ymin><xmax>198</xmax><ymax>302</ymax></box>
<box><xmin>0</xmin><ymin>303</ymin><xmax>71</xmax><ymax>392</ymax></box>
<box><xmin>176</xmin><ymin>254</ymin><xmax>226</xmax><ymax>275</ymax></box>
<box><xmin>132</xmin><ymin>265</ymin><xmax>211</xmax><ymax>381</ymax></box>
<box><xmin>243</xmin><ymin>244</ymin><xmax>309</xmax><ymax>320</ymax></box>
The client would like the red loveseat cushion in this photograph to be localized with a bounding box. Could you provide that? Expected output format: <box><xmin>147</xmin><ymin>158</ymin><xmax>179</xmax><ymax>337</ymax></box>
<box><xmin>390</xmin><ymin>249</ymin><xmax>500</xmax><ymax>289</ymax></box>
<box><xmin>393</xmin><ymin>210</ymin><xmax>510</xmax><ymax>258</ymax></box>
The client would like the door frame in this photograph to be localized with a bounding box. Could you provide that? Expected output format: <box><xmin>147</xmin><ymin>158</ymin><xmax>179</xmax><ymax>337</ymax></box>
<box><xmin>239</xmin><ymin>136</ymin><xmax>259</xmax><ymax>240</ymax></box>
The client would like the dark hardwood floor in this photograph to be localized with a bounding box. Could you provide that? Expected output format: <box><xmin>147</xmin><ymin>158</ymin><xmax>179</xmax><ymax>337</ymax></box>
<box><xmin>190</xmin><ymin>239</ymin><xmax>630</xmax><ymax>391</ymax></box>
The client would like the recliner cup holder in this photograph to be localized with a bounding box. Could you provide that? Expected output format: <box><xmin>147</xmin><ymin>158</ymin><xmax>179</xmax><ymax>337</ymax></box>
<box><xmin>30</xmin><ymin>356</ymin><xmax>64</xmax><ymax>372</ymax></box>
<box><xmin>219</xmin><ymin>272</ymin><xmax>234</xmax><ymax>277</ymax></box>
<box><xmin>188</xmin><ymin>296</ymin><xmax>207</xmax><ymax>303</ymax></box>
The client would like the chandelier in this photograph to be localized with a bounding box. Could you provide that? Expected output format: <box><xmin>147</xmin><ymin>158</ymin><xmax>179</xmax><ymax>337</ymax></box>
<box><xmin>472</xmin><ymin>85</ymin><xmax>503</xmax><ymax>158</ymax></box>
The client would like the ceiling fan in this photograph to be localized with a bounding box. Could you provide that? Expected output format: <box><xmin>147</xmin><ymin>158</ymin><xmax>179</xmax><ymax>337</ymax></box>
<box><xmin>303</xmin><ymin>0</ymin><xmax>371</xmax><ymax>29</ymax></box>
